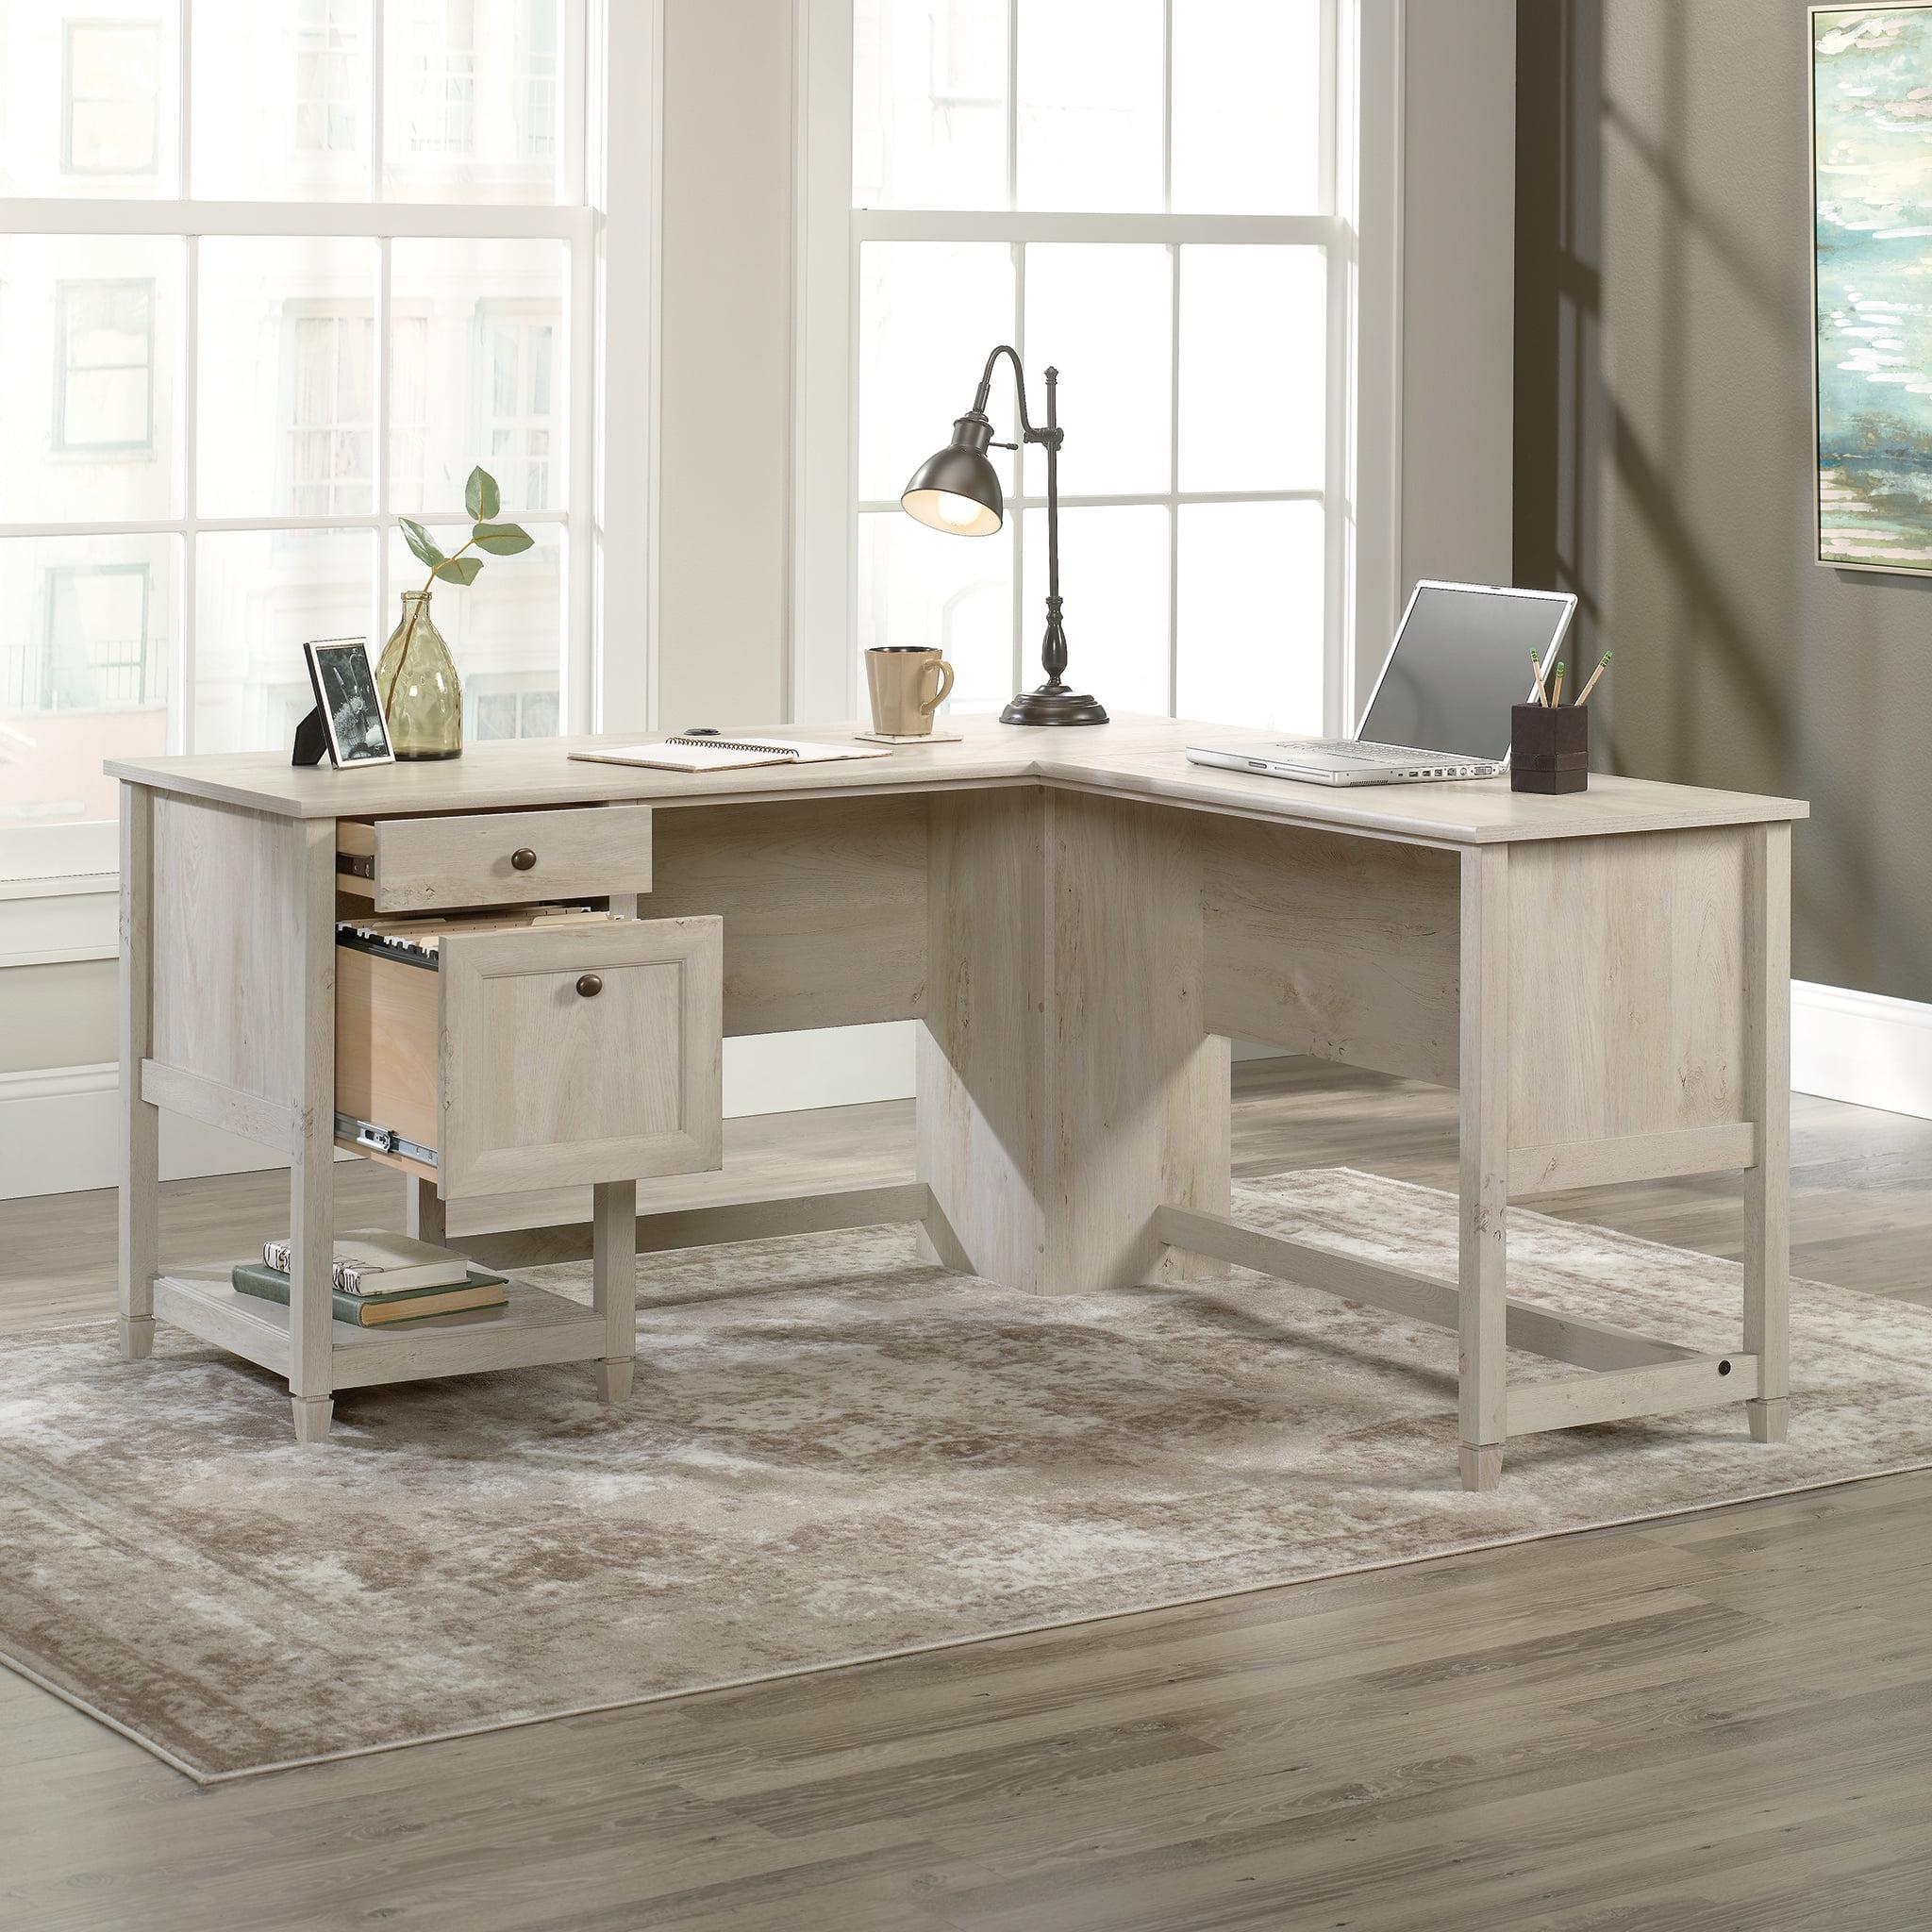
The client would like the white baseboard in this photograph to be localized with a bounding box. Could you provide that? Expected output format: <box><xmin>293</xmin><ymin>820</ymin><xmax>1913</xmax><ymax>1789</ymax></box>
<box><xmin>0</xmin><ymin>1024</ymin><xmax>925</xmax><ymax>1202</ymax></box>
<box><xmin>0</xmin><ymin>1062</ymin><xmax>292</xmax><ymax>1199</ymax></box>
<box><xmin>11</xmin><ymin>988</ymin><xmax>1922</xmax><ymax>1202</ymax></box>
<box><xmin>1791</xmin><ymin>979</ymin><xmax>1932</xmax><ymax>1122</ymax></box>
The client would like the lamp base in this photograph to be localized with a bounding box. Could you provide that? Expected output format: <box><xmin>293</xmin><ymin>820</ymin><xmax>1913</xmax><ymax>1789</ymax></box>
<box><xmin>999</xmin><ymin>683</ymin><xmax>1108</xmax><ymax>727</ymax></box>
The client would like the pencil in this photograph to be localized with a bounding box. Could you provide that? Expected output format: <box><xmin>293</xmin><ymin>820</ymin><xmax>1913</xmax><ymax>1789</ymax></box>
<box><xmin>1550</xmin><ymin>660</ymin><xmax>1565</xmax><ymax>707</ymax></box>
<box><xmin>1529</xmin><ymin>650</ymin><xmax>1550</xmax><ymax>706</ymax></box>
<box><xmin>1573</xmin><ymin>650</ymin><xmax>1612</xmax><ymax>708</ymax></box>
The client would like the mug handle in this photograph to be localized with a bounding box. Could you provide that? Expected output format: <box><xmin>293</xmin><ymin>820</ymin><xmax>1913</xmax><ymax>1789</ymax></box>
<box><xmin>919</xmin><ymin>658</ymin><xmax>956</xmax><ymax>716</ymax></box>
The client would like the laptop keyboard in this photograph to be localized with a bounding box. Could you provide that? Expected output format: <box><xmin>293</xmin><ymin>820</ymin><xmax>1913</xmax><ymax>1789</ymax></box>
<box><xmin>1285</xmin><ymin>739</ymin><xmax>1488</xmax><ymax>768</ymax></box>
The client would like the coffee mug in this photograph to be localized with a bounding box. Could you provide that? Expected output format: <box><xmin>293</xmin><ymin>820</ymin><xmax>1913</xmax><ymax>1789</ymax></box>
<box><xmin>865</xmin><ymin>645</ymin><xmax>956</xmax><ymax>736</ymax></box>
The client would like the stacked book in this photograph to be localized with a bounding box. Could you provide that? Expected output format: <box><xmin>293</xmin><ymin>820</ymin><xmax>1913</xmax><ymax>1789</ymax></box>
<box><xmin>234</xmin><ymin>1229</ymin><xmax>508</xmax><ymax>1326</ymax></box>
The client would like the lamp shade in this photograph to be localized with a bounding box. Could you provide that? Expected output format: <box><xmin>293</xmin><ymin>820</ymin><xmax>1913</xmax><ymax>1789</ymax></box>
<box><xmin>901</xmin><ymin>420</ymin><xmax>1004</xmax><ymax>536</ymax></box>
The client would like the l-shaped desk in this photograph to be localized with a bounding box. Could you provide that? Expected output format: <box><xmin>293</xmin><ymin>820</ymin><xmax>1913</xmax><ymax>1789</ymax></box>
<box><xmin>108</xmin><ymin>716</ymin><xmax>1807</xmax><ymax>1489</ymax></box>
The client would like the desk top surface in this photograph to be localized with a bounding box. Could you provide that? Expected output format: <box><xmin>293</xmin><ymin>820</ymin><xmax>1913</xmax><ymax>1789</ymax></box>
<box><xmin>108</xmin><ymin>714</ymin><xmax>1810</xmax><ymax>846</ymax></box>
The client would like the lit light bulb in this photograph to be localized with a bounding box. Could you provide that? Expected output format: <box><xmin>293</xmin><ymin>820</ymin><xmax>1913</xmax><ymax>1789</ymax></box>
<box><xmin>933</xmin><ymin>491</ymin><xmax>984</xmax><ymax>528</ymax></box>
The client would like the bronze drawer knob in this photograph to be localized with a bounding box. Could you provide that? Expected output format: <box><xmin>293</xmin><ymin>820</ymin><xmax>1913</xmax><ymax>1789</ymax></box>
<box><xmin>510</xmin><ymin>847</ymin><xmax>538</xmax><ymax>871</ymax></box>
<box><xmin>575</xmin><ymin>973</ymin><xmax>603</xmax><ymax>999</ymax></box>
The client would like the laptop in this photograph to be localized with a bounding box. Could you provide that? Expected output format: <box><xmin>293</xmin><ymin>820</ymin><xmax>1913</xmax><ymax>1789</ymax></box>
<box><xmin>1186</xmin><ymin>580</ymin><xmax>1578</xmax><ymax>787</ymax></box>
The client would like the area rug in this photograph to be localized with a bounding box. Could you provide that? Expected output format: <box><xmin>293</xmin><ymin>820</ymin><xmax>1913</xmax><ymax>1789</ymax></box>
<box><xmin>5</xmin><ymin>1168</ymin><xmax>1932</xmax><ymax>1784</ymax></box>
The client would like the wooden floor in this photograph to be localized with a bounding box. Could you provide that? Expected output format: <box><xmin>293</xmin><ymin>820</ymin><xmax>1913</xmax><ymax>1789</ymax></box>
<box><xmin>3</xmin><ymin>1058</ymin><xmax>1931</xmax><ymax>1930</ymax></box>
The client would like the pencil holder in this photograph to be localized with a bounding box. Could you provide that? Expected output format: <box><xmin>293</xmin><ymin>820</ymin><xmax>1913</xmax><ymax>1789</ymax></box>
<box><xmin>1510</xmin><ymin>703</ymin><xmax>1589</xmax><ymax>794</ymax></box>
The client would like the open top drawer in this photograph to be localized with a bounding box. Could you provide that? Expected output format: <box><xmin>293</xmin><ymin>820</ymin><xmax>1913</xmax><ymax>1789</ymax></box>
<box><xmin>337</xmin><ymin>803</ymin><xmax>654</xmax><ymax>911</ymax></box>
<box><xmin>336</xmin><ymin>912</ymin><xmax>722</xmax><ymax>1199</ymax></box>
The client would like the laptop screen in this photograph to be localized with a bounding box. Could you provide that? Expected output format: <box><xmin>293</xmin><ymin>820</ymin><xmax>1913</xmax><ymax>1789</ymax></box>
<box><xmin>1358</xmin><ymin>585</ymin><xmax>1574</xmax><ymax>759</ymax></box>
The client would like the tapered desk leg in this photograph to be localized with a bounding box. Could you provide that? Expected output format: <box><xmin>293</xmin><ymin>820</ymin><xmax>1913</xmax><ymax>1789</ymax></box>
<box><xmin>287</xmin><ymin>821</ymin><xmax>338</xmax><ymax>1443</ymax></box>
<box><xmin>592</xmin><ymin>1178</ymin><xmax>638</xmax><ymax>1403</ymax></box>
<box><xmin>118</xmin><ymin>783</ymin><xmax>158</xmax><ymax>1362</ymax></box>
<box><xmin>1458</xmin><ymin>845</ymin><xmax>1510</xmax><ymax>1491</ymax></box>
<box><xmin>1744</xmin><ymin>823</ymin><xmax>1791</xmax><ymax>1445</ymax></box>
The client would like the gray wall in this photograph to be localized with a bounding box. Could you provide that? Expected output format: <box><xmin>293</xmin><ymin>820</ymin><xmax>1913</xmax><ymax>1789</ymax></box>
<box><xmin>1517</xmin><ymin>0</ymin><xmax>1932</xmax><ymax>1002</ymax></box>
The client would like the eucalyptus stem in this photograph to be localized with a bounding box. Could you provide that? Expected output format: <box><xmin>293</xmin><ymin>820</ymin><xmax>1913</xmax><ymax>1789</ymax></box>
<box><xmin>380</xmin><ymin>540</ymin><xmax>476</xmax><ymax>716</ymax></box>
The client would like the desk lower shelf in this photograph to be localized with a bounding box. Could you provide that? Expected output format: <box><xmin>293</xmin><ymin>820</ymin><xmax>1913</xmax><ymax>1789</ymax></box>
<box><xmin>151</xmin><ymin>1267</ymin><xmax>608</xmax><ymax>1391</ymax></box>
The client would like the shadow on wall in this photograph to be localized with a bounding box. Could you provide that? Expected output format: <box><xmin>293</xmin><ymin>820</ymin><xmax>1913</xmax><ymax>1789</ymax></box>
<box><xmin>1513</xmin><ymin>0</ymin><xmax>1922</xmax><ymax>992</ymax></box>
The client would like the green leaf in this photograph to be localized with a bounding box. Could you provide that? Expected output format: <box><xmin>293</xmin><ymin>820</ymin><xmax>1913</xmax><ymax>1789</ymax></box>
<box><xmin>435</xmin><ymin>556</ymin><xmax>484</xmax><ymax>587</ymax></box>
<box><xmin>464</xmin><ymin>467</ymin><xmax>501</xmax><ymax>521</ymax></box>
<box><xmin>400</xmin><ymin>518</ymin><xmax>445</xmax><ymax>570</ymax></box>
<box><xmin>470</xmin><ymin>522</ymin><xmax>534</xmax><ymax>555</ymax></box>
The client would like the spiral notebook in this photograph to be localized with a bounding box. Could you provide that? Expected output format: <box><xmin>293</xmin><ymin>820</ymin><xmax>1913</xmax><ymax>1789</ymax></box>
<box><xmin>568</xmin><ymin>735</ymin><xmax>891</xmax><ymax>774</ymax></box>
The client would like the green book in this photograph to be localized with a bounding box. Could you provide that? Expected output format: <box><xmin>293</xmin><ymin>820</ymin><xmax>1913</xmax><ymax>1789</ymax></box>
<box><xmin>230</xmin><ymin>1260</ymin><xmax>509</xmax><ymax>1327</ymax></box>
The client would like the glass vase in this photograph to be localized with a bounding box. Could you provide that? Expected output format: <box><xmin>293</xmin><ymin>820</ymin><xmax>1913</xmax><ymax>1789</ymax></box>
<box><xmin>375</xmin><ymin>590</ymin><xmax>462</xmax><ymax>759</ymax></box>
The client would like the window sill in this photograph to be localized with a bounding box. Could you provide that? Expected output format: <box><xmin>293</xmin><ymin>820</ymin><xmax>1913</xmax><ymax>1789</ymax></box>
<box><xmin>0</xmin><ymin>872</ymin><xmax>119</xmax><ymax>970</ymax></box>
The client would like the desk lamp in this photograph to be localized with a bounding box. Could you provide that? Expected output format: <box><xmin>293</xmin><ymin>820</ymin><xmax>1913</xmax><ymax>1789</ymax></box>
<box><xmin>900</xmin><ymin>344</ymin><xmax>1107</xmax><ymax>725</ymax></box>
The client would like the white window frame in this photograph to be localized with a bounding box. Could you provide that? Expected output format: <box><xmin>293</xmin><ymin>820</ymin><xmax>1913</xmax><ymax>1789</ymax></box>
<box><xmin>1</xmin><ymin>0</ymin><xmax>663</xmax><ymax>896</ymax></box>
<box><xmin>790</xmin><ymin>0</ymin><xmax>1404</xmax><ymax>732</ymax></box>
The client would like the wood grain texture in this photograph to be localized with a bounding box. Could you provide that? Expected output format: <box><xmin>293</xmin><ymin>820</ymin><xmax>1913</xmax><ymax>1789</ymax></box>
<box><xmin>918</xmin><ymin>787</ymin><xmax>1051</xmax><ymax>1292</ymax></box>
<box><xmin>1046</xmin><ymin>791</ymin><xmax>1229</xmax><ymax>1292</ymax></box>
<box><xmin>116</xmin><ymin>782</ymin><xmax>158</xmax><ymax>1361</ymax></box>
<box><xmin>642</xmin><ymin>793</ymin><xmax>928</xmax><ymax>1035</ymax></box>
<box><xmin>347</xmin><ymin>802</ymin><xmax>654</xmax><ymax>911</ymax></box>
<box><xmin>150</xmin><ymin>793</ymin><xmax>308</xmax><ymax>1105</ymax></box>
<box><xmin>591</xmin><ymin>1175</ymin><xmax>637</xmax><ymax>1390</ymax></box>
<box><xmin>1745</xmin><ymin>822</ymin><xmax>1792</xmax><ymax>1444</ymax></box>
<box><xmin>1508</xmin><ymin>1122</ymin><xmax>1758</xmax><ymax>1194</ymax></box>
<box><xmin>108</xmin><ymin>713</ymin><xmax>1809</xmax><ymax>845</ymax></box>
<box><xmin>286</xmin><ymin>819</ymin><xmax>339</xmax><ymax>1438</ymax></box>
<box><xmin>1201</xmin><ymin>813</ymin><xmax>1459</xmax><ymax>1083</ymax></box>
<box><xmin>439</xmin><ymin>916</ymin><xmax>724</xmax><ymax>1199</ymax></box>
<box><xmin>1506</xmin><ymin>826</ymin><xmax>1749</xmax><ymax>1149</ymax></box>
<box><xmin>333</xmin><ymin>942</ymin><xmax>441</xmax><ymax>1158</ymax></box>
<box><xmin>919</xmin><ymin>791</ymin><xmax>1228</xmax><ymax>1298</ymax></box>
<box><xmin>1458</xmin><ymin>844</ymin><xmax>1510</xmax><ymax>1486</ymax></box>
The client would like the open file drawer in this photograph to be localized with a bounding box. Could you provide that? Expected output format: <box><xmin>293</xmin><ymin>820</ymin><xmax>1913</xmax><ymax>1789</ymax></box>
<box><xmin>334</xmin><ymin>912</ymin><xmax>723</xmax><ymax>1199</ymax></box>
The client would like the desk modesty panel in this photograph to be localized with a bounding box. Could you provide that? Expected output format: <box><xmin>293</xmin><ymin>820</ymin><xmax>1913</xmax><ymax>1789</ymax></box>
<box><xmin>110</xmin><ymin>716</ymin><xmax>1807</xmax><ymax>1486</ymax></box>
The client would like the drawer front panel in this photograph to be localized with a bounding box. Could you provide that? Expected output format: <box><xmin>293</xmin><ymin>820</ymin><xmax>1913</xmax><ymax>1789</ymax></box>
<box><xmin>438</xmin><ymin>916</ymin><xmax>723</xmax><ymax>1197</ymax></box>
<box><xmin>345</xmin><ymin>804</ymin><xmax>654</xmax><ymax>910</ymax></box>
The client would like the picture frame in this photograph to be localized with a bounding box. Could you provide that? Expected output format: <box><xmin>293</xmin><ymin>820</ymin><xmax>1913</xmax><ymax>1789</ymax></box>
<box><xmin>1810</xmin><ymin>4</ymin><xmax>1932</xmax><ymax>575</ymax></box>
<box><xmin>303</xmin><ymin>637</ymin><xmax>394</xmax><ymax>768</ymax></box>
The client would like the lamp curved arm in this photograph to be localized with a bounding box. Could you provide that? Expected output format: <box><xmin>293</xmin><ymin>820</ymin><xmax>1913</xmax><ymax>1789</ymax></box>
<box><xmin>970</xmin><ymin>343</ymin><xmax>1056</xmax><ymax>443</ymax></box>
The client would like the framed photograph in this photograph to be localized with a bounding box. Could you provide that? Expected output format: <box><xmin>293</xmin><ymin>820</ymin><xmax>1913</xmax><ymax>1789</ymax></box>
<box><xmin>304</xmin><ymin>637</ymin><xmax>394</xmax><ymax>768</ymax></box>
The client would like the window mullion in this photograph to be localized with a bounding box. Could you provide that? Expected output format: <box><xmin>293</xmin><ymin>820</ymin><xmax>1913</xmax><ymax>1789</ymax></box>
<box><xmin>376</xmin><ymin>232</ymin><xmax>392</xmax><ymax>679</ymax></box>
<box><xmin>372</xmin><ymin>0</ymin><xmax>386</xmax><ymax>195</ymax></box>
<box><xmin>1168</xmin><ymin>239</ymin><xmax>1181</xmax><ymax>719</ymax></box>
<box><xmin>177</xmin><ymin>231</ymin><xmax>199</xmax><ymax>756</ymax></box>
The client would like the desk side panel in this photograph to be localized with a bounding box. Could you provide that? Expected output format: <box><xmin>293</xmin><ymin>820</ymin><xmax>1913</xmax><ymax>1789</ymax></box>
<box><xmin>1201</xmin><ymin>817</ymin><xmax>1460</xmax><ymax>1087</ymax></box>
<box><xmin>151</xmin><ymin>794</ymin><xmax>309</xmax><ymax>1107</ymax></box>
<box><xmin>1506</xmin><ymin>828</ymin><xmax>1749</xmax><ymax>1148</ymax></box>
<box><xmin>641</xmin><ymin>793</ymin><xmax>928</xmax><ymax>1036</ymax></box>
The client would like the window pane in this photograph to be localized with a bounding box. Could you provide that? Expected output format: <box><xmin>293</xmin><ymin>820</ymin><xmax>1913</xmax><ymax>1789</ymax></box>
<box><xmin>1016</xmin><ymin>0</ymin><xmax>1161</xmax><ymax>212</ymax></box>
<box><xmin>1172</xmin><ymin>0</ymin><xmax>1322</xmax><ymax>214</ymax></box>
<box><xmin>386</xmin><ymin>523</ymin><xmax>562</xmax><ymax>741</ymax></box>
<box><xmin>0</xmin><ymin>4</ymin><xmax>180</xmax><ymax>195</ymax></box>
<box><xmin>193</xmin><ymin>528</ymin><xmax>375</xmax><ymax>751</ymax></box>
<box><xmin>0</xmin><ymin>235</ymin><xmax>182</xmax><ymax>524</ymax></box>
<box><xmin>0</xmin><ymin>534</ymin><xmax>177</xmax><ymax>834</ymax></box>
<box><xmin>853</xmin><ymin>0</ymin><xmax>1007</xmax><ymax>210</ymax></box>
<box><xmin>383</xmin><ymin>0</ymin><xmax>562</xmax><ymax>204</ymax></box>
<box><xmin>1178</xmin><ymin>246</ymin><xmax>1325</xmax><ymax>491</ymax></box>
<box><xmin>191</xmin><ymin>0</ymin><xmax>373</xmax><ymax>199</ymax></box>
<box><xmin>1176</xmin><ymin>501</ymin><xmax>1324</xmax><ymax>733</ymax></box>
<box><xmin>858</xmin><ymin>512</ymin><xmax>1012</xmax><ymax>714</ymax></box>
<box><xmin>391</xmin><ymin>239</ymin><xmax>567</xmax><ymax>516</ymax></box>
<box><xmin>858</xmin><ymin>241</ymin><xmax>1015</xmax><ymax>502</ymax></box>
<box><xmin>1022</xmin><ymin>506</ymin><xmax>1169</xmax><ymax>715</ymax></box>
<box><xmin>197</xmin><ymin>237</ymin><xmax>379</xmax><ymax>518</ymax></box>
<box><xmin>1024</xmin><ymin>243</ymin><xmax>1170</xmax><ymax>496</ymax></box>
